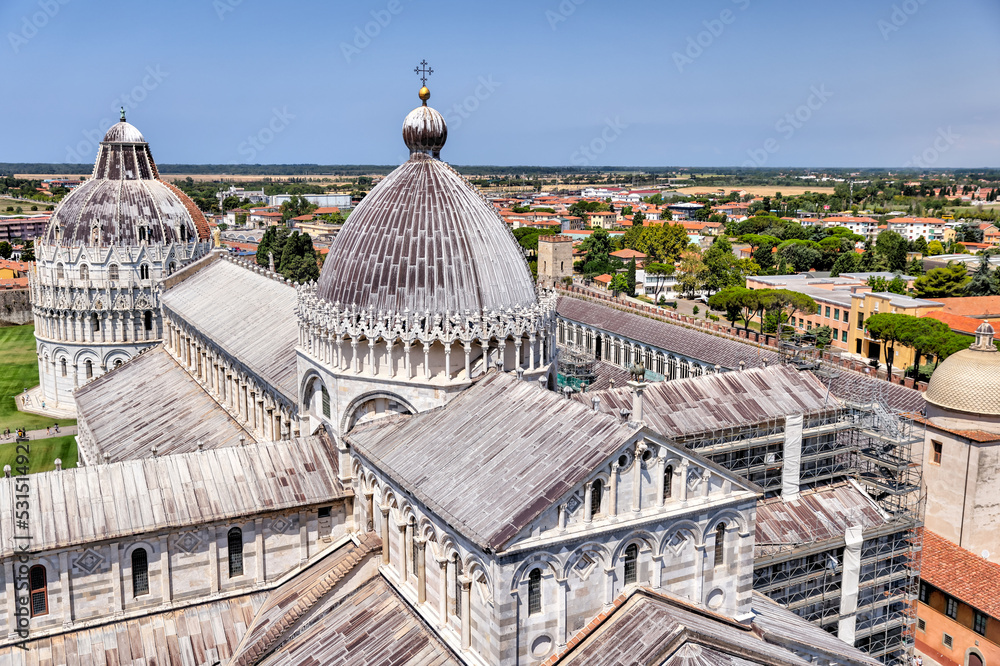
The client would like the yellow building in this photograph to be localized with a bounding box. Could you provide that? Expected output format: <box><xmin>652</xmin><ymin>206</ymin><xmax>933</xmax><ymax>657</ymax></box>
<box><xmin>847</xmin><ymin>291</ymin><xmax>944</xmax><ymax>369</ymax></box>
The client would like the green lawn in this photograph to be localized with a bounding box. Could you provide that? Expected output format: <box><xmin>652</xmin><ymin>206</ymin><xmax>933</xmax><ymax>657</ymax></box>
<box><xmin>0</xmin><ymin>435</ymin><xmax>77</xmax><ymax>473</ymax></box>
<box><xmin>0</xmin><ymin>324</ymin><xmax>77</xmax><ymax>431</ymax></box>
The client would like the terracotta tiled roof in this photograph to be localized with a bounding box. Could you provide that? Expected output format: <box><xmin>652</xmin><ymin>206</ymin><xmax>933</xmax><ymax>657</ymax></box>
<box><xmin>610</xmin><ymin>249</ymin><xmax>647</xmax><ymax>259</ymax></box>
<box><xmin>593</xmin><ymin>273</ymin><xmax>612</xmax><ymax>284</ymax></box>
<box><xmin>921</xmin><ymin>529</ymin><xmax>1000</xmax><ymax>617</ymax></box>
<box><xmin>922</xmin><ymin>310</ymin><xmax>987</xmax><ymax>335</ymax></box>
<box><xmin>935</xmin><ymin>296</ymin><xmax>1000</xmax><ymax>318</ymax></box>
<box><xmin>910</xmin><ymin>415</ymin><xmax>1000</xmax><ymax>443</ymax></box>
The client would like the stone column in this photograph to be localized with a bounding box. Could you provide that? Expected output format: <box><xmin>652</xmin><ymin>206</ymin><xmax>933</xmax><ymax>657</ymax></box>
<box><xmin>209</xmin><ymin>527</ymin><xmax>220</xmax><ymax>594</ymax></box>
<box><xmin>397</xmin><ymin>523</ymin><xmax>408</xmax><ymax>580</ymax></box>
<box><xmin>583</xmin><ymin>481</ymin><xmax>593</xmax><ymax>523</ymax></box>
<box><xmin>380</xmin><ymin>507</ymin><xmax>391</xmax><ymax>565</ymax></box>
<box><xmin>557</xmin><ymin>577</ymin><xmax>569</xmax><ymax>647</ymax></box>
<box><xmin>679</xmin><ymin>461</ymin><xmax>689</xmax><ymax>503</ymax></box>
<box><xmin>633</xmin><ymin>443</ymin><xmax>646</xmax><ymax>513</ymax></box>
<box><xmin>364</xmin><ymin>492</ymin><xmax>374</xmax><ymax>532</ymax></box>
<box><xmin>351</xmin><ymin>338</ymin><xmax>359</xmax><ymax>373</ymax></box>
<box><xmin>460</xmin><ymin>575</ymin><xmax>472</xmax><ymax>650</ymax></box>
<box><xmin>254</xmin><ymin>518</ymin><xmax>265</xmax><ymax>585</ymax></box>
<box><xmin>515</xmin><ymin>337</ymin><xmax>523</xmax><ymax>369</ymax></box>
<box><xmin>609</xmin><ymin>462</ymin><xmax>619</xmax><ymax>518</ymax></box>
<box><xmin>444</xmin><ymin>345</ymin><xmax>451</xmax><ymax>380</ymax></box>
<box><xmin>438</xmin><ymin>559</ymin><xmax>449</xmax><ymax>625</ymax></box>
<box><xmin>404</xmin><ymin>342</ymin><xmax>412</xmax><ymax>380</ymax></box>
<box><xmin>464</xmin><ymin>343</ymin><xmax>472</xmax><ymax>379</ymax></box>
<box><xmin>159</xmin><ymin>534</ymin><xmax>172</xmax><ymax>603</ymax></box>
<box><xmin>111</xmin><ymin>542</ymin><xmax>124</xmax><ymax>614</ymax></box>
<box><xmin>497</xmin><ymin>339</ymin><xmax>506</xmax><ymax>371</ymax></box>
<box><xmin>415</xmin><ymin>538</ymin><xmax>427</xmax><ymax>603</ymax></box>
<box><xmin>694</xmin><ymin>544</ymin><xmax>706</xmax><ymax>606</ymax></box>
<box><xmin>656</xmin><ymin>456</ymin><xmax>666</xmax><ymax>507</ymax></box>
<box><xmin>58</xmin><ymin>551</ymin><xmax>72</xmax><ymax>627</ymax></box>
<box><xmin>423</xmin><ymin>343</ymin><xmax>431</xmax><ymax>380</ymax></box>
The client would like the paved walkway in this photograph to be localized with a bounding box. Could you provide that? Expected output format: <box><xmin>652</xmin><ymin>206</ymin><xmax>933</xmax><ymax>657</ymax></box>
<box><xmin>0</xmin><ymin>425</ymin><xmax>77</xmax><ymax>442</ymax></box>
<box><xmin>14</xmin><ymin>385</ymin><xmax>77</xmax><ymax>420</ymax></box>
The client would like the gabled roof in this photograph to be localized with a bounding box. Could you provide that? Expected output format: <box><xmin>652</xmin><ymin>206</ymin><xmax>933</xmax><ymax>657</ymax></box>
<box><xmin>551</xmin><ymin>588</ymin><xmax>879</xmax><ymax>666</ymax></box>
<box><xmin>557</xmin><ymin>296</ymin><xmax>780</xmax><ymax>370</ymax></box>
<box><xmin>0</xmin><ymin>436</ymin><xmax>344</xmax><ymax>557</ymax></box>
<box><xmin>346</xmin><ymin>371</ymin><xmax>645</xmax><ymax>550</ymax></box>
<box><xmin>75</xmin><ymin>345</ymin><xmax>252</xmax><ymax>463</ymax></box>
<box><xmin>160</xmin><ymin>256</ymin><xmax>299</xmax><ymax>401</ymax></box>
<box><xmin>576</xmin><ymin>366</ymin><xmax>837</xmax><ymax>441</ymax></box>
<box><xmin>922</xmin><ymin>529</ymin><xmax>1000</xmax><ymax>618</ymax></box>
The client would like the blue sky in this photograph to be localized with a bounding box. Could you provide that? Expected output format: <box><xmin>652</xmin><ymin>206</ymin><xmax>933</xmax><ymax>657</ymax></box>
<box><xmin>2</xmin><ymin>0</ymin><xmax>998</xmax><ymax>167</ymax></box>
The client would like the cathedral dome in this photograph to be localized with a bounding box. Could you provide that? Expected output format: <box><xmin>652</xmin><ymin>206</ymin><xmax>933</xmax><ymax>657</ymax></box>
<box><xmin>44</xmin><ymin>115</ymin><xmax>209</xmax><ymax>247</ymax></box>
<box><xmin>925</xmin><ymin>322</ymin><xmax>1000</xmax><ymax>416</ymax></box>
<box><xmin>315</xmin><ymin>89</ymin><xmax>536</xmax><ymax>316</ymax></box>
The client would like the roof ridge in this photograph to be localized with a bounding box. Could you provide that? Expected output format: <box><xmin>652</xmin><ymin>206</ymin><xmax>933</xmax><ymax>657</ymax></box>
<box><xmin>233</xmin><ymin>534</ymin><xmax>382</xmax><ymax>665</ymax></box>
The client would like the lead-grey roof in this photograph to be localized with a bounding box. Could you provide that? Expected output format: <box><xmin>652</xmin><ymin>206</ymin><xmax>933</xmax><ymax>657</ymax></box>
<box><xmin>0</xmin><ymin>436</ymin><xmax>344</xmax><ymax>557</ymax></box>
<box><xmin>161</xmin><ymin>257</ymin><xmax>299</xmax><ymax>401</ymax></box>
<box><xmin>346</xmin><ymin>371</ymin><xmax>643</xmax><ymax>550</ymax></box>
<box><xmin>44</xmin><ymin>121</ymin><xmax>210</xmax><ymax>247</ymax></box>
<box><xmin>316</xmin><ymin>152</ymin><xmax>537</xmax><ymax>316</ymax></box>
<box><xmin>75</xmin><ymin>345</ymin><xmax>252</xmax><ymax>463</ymax></box>
<box><xmin>557</xmin><ymin>296</ymin><xmax>780</xmax><ymax>370</ymax></box>
<box><xmin>575</xmin><ymin>365</ymin><xmax>839</xmax><ymax>440</ymax></box>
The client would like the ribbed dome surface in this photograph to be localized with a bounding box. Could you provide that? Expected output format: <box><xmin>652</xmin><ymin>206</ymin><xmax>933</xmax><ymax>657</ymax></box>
<box><xmin>44</xmin><ymin>120</ymin><xmax>209</xmax><ymax>247</ymax></box>
<box><xmin>925</xmin><ymin>345</ymin><xmax>1000</xmax><ymax>415</ymax></box>
<box><xmin>403</xmin><ymin>105</ymin><xmax>447</xmax><ymax>157</ymax></box>
<box><xmin>316</xmin><ymin>152</ymin><xmax>537</xmax><ymax>315</ymax></box>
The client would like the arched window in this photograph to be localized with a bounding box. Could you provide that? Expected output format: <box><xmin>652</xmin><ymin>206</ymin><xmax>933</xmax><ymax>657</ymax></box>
<box><xmin>168</xmin><ymin>262</ymin><xmax>176</xmax><ymax>274</ymax></box>
<box><xmin>228</xmin><ymin>527</ymin><xmax>244</xmax><ymax>577</ymax></box>
<box><xmin>624</xmin><ymin>544</ymin><xmax>638</xmax><ymax>585</ymax></box>
<box><xmin>664</xmin><ymin>465</ymin><xmax>673</xmax><ymax>500</ymax></box>
<box><xmin>85</xmin><ymin>360</ymin><xmax>93</xmax><ymax>380</ymax></box>
<box><xmin>91</xmin><ymin>313</ymin><xmax>100</xmax><ymax>331</ymax></box>
<box><xmin>60</xmin><ymin>358</ymin><xmax>67</xmax><ymax>377</ymax></box>
<box><xmin>132</xmin><ymin>548</ymin><xmax>149</xmax><ymax>596</ymax></box>
<box><xmin>714</xmin><ymin>522</ymin><xmax>726</xmax><ymax>566</ymax></box>
<box><xmin>144</xmin><ymin>311</ymin><xmax>153</xmax><ymax>331</ymax></box>
<box><xmin>108</xmin><ymin>264</ymin><xmax>119</xmax><ymax>281</ymax></box>
<box><xmin>56</xmin><ymin>263</ymin><xmax>64</xmax><ymax>280</ymax></box>
<box><xmin>321</xmin><ymin>385</ymin><xmax>330</xmax><ymax>418</ymax></box>
<box><xmin>180</xmin><ymin>225</ymin><xmax>188</xmax><ymax>242</ymax></box>
<box><xmin>29</xmin><ymin>565</ymin><xmax>47</xmax><ymax>617</ymax></box>
<box><xmin>528</xmin><ymin>568</ymin><xmax>542</xmax><ymax>615</ymax></box>
<box><xmin>140</xmin><ymin>264</ymin><xmax>150</xmax><ymax>280</ymax></box>
<box><xmin>411</xmin><ymin>529</ymin><xmax>419</xmax><ymax>579</ymax></box>
<box><xmin>79</xmin><ymin>264</ymin><xmax>89</xmax><ymax>281</ymax></box>
<box><xmin>454</xmin><ymin>557</ymin><xmax>463</xmax><ymax>617</ymax></box>
<box><xmin>590</xmin><ymin>479</ymin><xmax>603</xmax><ymax>517</ymax></box>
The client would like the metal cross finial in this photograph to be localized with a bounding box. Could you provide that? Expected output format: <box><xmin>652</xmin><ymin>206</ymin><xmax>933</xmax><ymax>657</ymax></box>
<box><xmin>414</xmin><ymin>59</ymin><xmax>433</xmax><ymax>85</ymax></box>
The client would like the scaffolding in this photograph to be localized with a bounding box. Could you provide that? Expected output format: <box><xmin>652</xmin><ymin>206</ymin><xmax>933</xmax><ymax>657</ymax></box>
<box><xmin>556</xmin><ymin>343</ymin><xmax>597</xmax><ymax>392</ymax></box>
<box><xmin>677</xmin><ymin>372</ymin><xmax>922</xmax><ymax>666</ymax></box>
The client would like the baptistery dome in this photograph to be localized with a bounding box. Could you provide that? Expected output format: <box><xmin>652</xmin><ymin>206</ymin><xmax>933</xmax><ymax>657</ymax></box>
<box><xmin>925</xmin><ymin>322</ymin><xmax>1000</xmax><ymax>417</ymax></box>
<box><xmin>44</xmin><ymin>115</ymin><xmax>209</xmax><ymax>247</ymax></box>
<box><xmin>315</xmin><ymin>90</ymin><xmax>536</xmax><ymax>316</ymax></box>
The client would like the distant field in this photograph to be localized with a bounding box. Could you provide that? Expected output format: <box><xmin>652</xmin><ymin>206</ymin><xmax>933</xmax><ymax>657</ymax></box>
<box><xmin>159</xmin><ymin>173</ymin><xmax>367</xmax><ymax>183</ymax></box>
<box><xmin>674</xmin><ymin>184</ymin><xmax>837</xmax><ymax>196</ymax></box>
<box><xmin>14</xmin><ymin>173</ymin><xmax>88</xmax><ymax>180</ymax></box>
<box><xmin>0</xmin><ymin>325</ymin><xmax>76</xmax><ymax>432</ymax></box>
<box><xmin>0</xmin><ymin>197</ymin><xmax>53</xmax><ymax>212</ymax></box>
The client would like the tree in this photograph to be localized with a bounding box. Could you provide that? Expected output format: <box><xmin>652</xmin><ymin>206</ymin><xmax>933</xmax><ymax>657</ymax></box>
<box><xmin>279</xmin><ymin>195</ymin><xmax>317</xmax><ymax>222</ymax></box>
<box><xmin>0</xmin><ymin>241</ymin><xmax>11</xmax><ymax>259</ymax></box>
<box><xmin>609</xmin><ymin>273</ymin><xmax>629</xmax><ymax>295</ymax></box>
<box><xmin>913</xmin><ymin>236</ymin><xmax>928</xmax><ymax>255</ymax></box>
<box><xmin>905</xmin><ymin>256</ymin><xmax>925</xmax><ymax>276</ymax></box>
<box><xmin>708</xmin><ymin>287</ymin><xmax>765</xmax><ymax>332</ymax></box>
<box><xmin>830</xmin><ymin>252</ymin><xmax>859</xmax><ymax>277</ymax></box>
<box><xmin>626</xmin><ymin>258</ymin><xmax>637</xmax><ymax>297</ymax></box>
<box><xmin>580</xmin><ymin>228</ymin><xmax>613</xmax><ymax>265</ymax></box>
<box><xmin>277</xmin><ymin>231</ymin><xmax>320</xmax><ymax>283</ymax></box>
<box><xmin>898</xmin><ymin>317</ymin><xmax>950</xmax><ymax>379</ymax></box>
<box><xmin>778</xmin><ymin>242</ymin><xmax>823</xmax><ymax>272</ymax></box>
<box><xmin>813</xmin><ymin>325</ymin><xmax>833</xmax><ymax>348</ymax></box>
<box><xmin>20</xmin><ymin>240</ymin><xmax>34</xmax><ymax>262</ymax></box>
<box><xmin>865</xmin><ymin>312</ymin><xmax>911</xmax><ymax>379</ymax></box>
<box><xmin>701</xmin><ymin>237</ymin><xmax>742</xmax><ymax>296</ymax></box>
<box><xmin>966</xmin><ymin>253</ymin><xmax>998</xmax><ymax>296</ymax></box>
<box><xmin>913</xmin><ymin>263</ymin><xmax>970</xmax><ymax>298</ymax></box>
<box><xmin>926</xmin><ymin>240</ymin><xmax>945</xmax><ymax>256</ymax></box>
<box><xmin>256</xmin><ymin>226</ymin><xmax>290</xmax><ymax>268</ymax></box>
<box><xmin>867</xmin><ymin>274</ymin><xmax>907</xmax><ymax>294</ymax></box>
<box><xmin>875</xmin><ymin>230</ymin><xmax>908</xmax><ymax>272</ymax></box>
<box><xmin>675</xmin><ymin>250</ymin><xmax>705</xmax><ymax>299</ymax></box>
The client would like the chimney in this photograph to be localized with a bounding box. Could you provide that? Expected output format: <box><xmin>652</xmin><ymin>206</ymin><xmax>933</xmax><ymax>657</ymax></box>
<box><xmin>538</xmin><ymin>376</ymin><xmax>547</xmax><ymax>391</ymax></box>
<box><xmin>762</xmin><ymin>358</ymin><xmax>768</xmax><ymax>368</ymax></box>
<box><xmin>591</xmin><ymin>396</ymin><xmax>601</xmax><ymax>412</ymax></box>
<box><xmin>54</xmin><ymin>458</ymin><xmax>62</xmax><ymax>471</ymax></box>
<box><xmin>739</xmin><ymin>360</ymin><xmax>746</xmax><ymax>371</ymax></box>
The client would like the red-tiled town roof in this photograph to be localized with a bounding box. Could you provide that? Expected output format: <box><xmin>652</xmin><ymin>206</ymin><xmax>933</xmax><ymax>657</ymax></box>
<box><xmin>921</xmin><ymin>529</ymin><xmax>1000</xmax><ymax>617</ymax></box>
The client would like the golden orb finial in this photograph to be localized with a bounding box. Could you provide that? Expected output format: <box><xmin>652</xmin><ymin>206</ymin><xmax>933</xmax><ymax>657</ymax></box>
<box><xmin>419</xmin><ymin>86</ymin><xmax>430</xmax><ymax>104</ymax></box>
